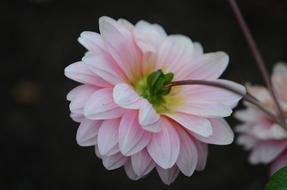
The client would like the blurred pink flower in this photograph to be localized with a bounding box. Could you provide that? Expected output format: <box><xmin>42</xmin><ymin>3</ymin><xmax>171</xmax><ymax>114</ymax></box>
<box><xmin>235</xmin><ymin>62</ymin><xmax>287</xmax><ymax>174</ymax></box>
<box><xmin>65</xmin><ymin>16</ymin><xmax>244</xmax><ymax>184</ymax></box>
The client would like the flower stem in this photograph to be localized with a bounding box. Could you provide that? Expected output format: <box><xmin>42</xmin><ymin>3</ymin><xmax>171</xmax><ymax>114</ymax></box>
<box><xmin>169</xmin><ymin>80</ymin><xmax>281</xmax><ymax>125</ymax></box>
<box><xmin>227</xmin><ymin>0</ymin><xmax>286</xmax><ymax>129</ymax></box>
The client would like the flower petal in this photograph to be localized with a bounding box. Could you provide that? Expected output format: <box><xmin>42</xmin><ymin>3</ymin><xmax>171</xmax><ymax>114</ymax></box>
<box><xmin>192</xmin><ymin>42</ymin><xmax>203</xmax><ymax>57</ymax></box>
<box><xmin>78</xmin><ymin>31</ymin><xmax>106</xmax><ymax>52</ymax></box>
<box><xmin>95</xmin><ymin>145</ymin><xmax>102</xmax><ymax>158</ymax></box>
<box><xmin>119</xmin><ymin>110</ymin><xmax>151</xmax><ymax>156</ymax></box>
<box><xmin>180</xmin><ymin>79</ymin><xmax>245</xmax><ymax>108</ymax></box>
<box><xmin>234</xmin><ymin>108</ymin><xmax>261</xmax><ymax>122</ymax></box>
<box><xmin>70</xmin><ymin>113</ymin><xmax>84</xmax><ymax>123</ymax></box>
<box><xmin>97</xmin><ymin>119</ymin><xmax>120</xmax><ymax>156</ymax></box>
<box><xmin>176</xmin><ymin>127</ymin><xmax>198</xmax><ymax>176</ymax></box>
<box><xmin>193</xmin><ymin>140</ymin><xmax>208</xmax><ymax>171</ymax></box>
<box><xmin>138</xmin><ymin>100</ymin><xmax>161</xmax><ymax>132</ymax></box>
<box><xmin>102</xmin><ymin>152</ymin><xmax>128</xmax><ymax>170</ymax></box>
<box><xmin>84</xmin><ymin>88</ymin><xmax>124</xmax><ymax>120</ymax></box>
<box><xmin>236</xmin><ymin>134</ymin><xmax>258</xmax><ymax>150</ymax></box>
<box><xmin>273</xmin><ymin>62</ymin><xmax>287</xmax><ymax>76</ymax></box>
<box><xmin>124</xmin><ymin>161</ymin><xmax>141</xmax><ymax>180</ymax></box>
<box><xmin>252</xmin><ymin>123</ymin><xmax>287</xmax><ymax>140</ymax></box>
<box><xmin>131</xmin><ymin>149</ymin><xmax>155</xmax><ymax>176</ymax></box>
<box><xmin>178</xmin><ymin>102</ymin><xmax>232</xmax><ymax>118</ymax></box>
<box><xmin>67</xmin><ymin>85</ymin><xmax>96</xmax><ymax>101</ymax></box>
<box><xmin>64</xmin><ymin>61</ymin><xmax>111</xmax><ymax>87</ymax></box>
<box><xmin>272</xmin><ymin>62</ymin><xmax>287</xmax><ymax>101</ymax></box>
<box><xmin>99</xmin><ymin>16</ymin><xmax>141</xmax><ymax>81</ymax></box>
<box><xmin>134</xmin><ymin>20</ymin><xmax>166</xmax><ymax>53</ymax></box>
<box><xmin>185</xmin><ymin>51</ymin><xmax>229</xmax><ymax>80</ymax></box>
<box><xmin>156</xmin><ymin>165</ymin><xmax>179</xmax><ymax>185</ymax></box>
<box><xmin>76</xmin><ymin>119</ymin><xmax>102</xmax><ymax>146</ymax></box>
<box><xmin>82</xmin><ymin>52</ymin><xmax>126</xmax><ymax>85</ymax></box>
<box><xmin>249</xmin><ymin>140</ymin><xmax>287</xmax><ymax>164</ymax></box>
<box><xmin>192</xmin><ymin>118</ymin><xmax>234</xmax><ymax>145</ymax></box>
<box><xmin>67</xmin><ymin>85</ymin><xmax>97</xmax><ymax>114</ymax></box>
<box><xmin>155</xmin><ymin>35</ymin><xmax>193</xmax><ymax>80</ymax></box>
<box><xmin>164</xmin><ymin>112</ymin><xmax>212</xmax><ymax>137</ymax></box>
<box><xmin>247</xmin><ymin>84</ymin><xmax>272</xmax><ymax>103</ymax></box>
<box><xmin>113</xmin><ymin>83</ymin><xmax>142</xmax><ymax>109</ymax></box>
<box><xmin>117</xmin><ymin>18</ymin><xmax>134</xmax><ymax>30</ymax></box>
<box><xmin>147</xmin><ymin>118</ymin><xmax>180</xmax><ymax>169</ymax></box>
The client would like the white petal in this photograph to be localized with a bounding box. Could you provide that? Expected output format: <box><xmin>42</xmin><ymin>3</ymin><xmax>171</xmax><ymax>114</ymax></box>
<box><xmin>155</xmin><ymin>35</ymin><xmax>193</xmax><ymax>79</ymax></box>
<box><xmin>84</xmin><ymin>88</ymin><xmax>124</xmax><ymax>120</ymax></box>
<box><xmin>97</xmin><ymin>119</ymin><xmax>120</xmax><ymax>156</ymax></box>
<box><xmin>272</xmin><ymin>62</ymin><xmax>287</xmax><ymax>101</ymax></box>
<box><xmin>131</xmin><ymin>149</ymin><xmax>154</xmax><ymax>176</ymax></box>
<box><xmin>117</xmin><ymin>18</ymin><xmax>134</xmax><ymax>30</ymax></box>
<box><xmin>113</xmin><ymin>83</ymin><xmax>142</xmax><ymax>109</ymax></box>
<box><xmin>186</xmin><ymin>51</ymin><xmax>229</xmax><ymax>80</ymax></box>
<box><xmin>236</xmin><ymin>134</ymin><xmax>257</xmax><ymax>150</ymax></box>
<box><xmin>234</xmin><ymin>108</ymin><xmax>259</xmax><ymax>122</ymax></box>
<box><xmin>273</xmin><ymin>62</ymin><xmax>287</xmax><ymax>77</ymax></box>
<box><xmin>134</xmin><ymin>20</ymin><xmax>166</xmax><ymax>53</ymax></box>
<box><xmin>76</xmin><ymin>119</ymin><xmax>102</xmax><ymax>146</ymax></box>
<box><xmin>193</xmin><ymin>140</ymin><xmax>208</xmax><ymax>171</ymax></box>
<box><xmin>164</xmin><ymin>112</ymin><xmax>212</xmax><ymax>137</ymax></box>
<box><xmin>64</xmin><ymin>62</ymin><xmax>111</xmax><ymax>87</ymax></box>
<box><xmin>67</xmin><ymin>85</ymin><xmax>97</xmax><ymax>114</ymax></box>
<box><xmin>99</xmin><ymin>16</ymin><xmax>141</xmax><ymax>81</ymax></box>
<box><xmin>147</xmin><ymin>118</ymin><xmax>180</xmax><ymax>169</ymax></box>
<box><xmin>156</xmin><ymin>165</ymin><xmax>179</xmax><ymax>185</ymax></box>
<box><xmin>70</xmin><ymin>113</ymin><xmax>84</xmax><ymax>123</ymax></box>
<box><xmin>95</xmin><ymin>145</ymin><xmax>102</xmax><ymax>158</ymax></box>
<box><xmin>192</xmin><ymin>118</ymin><xmax>234</xmax><ymax>145</ymax></box>
<box><xmin>249</xmin><ymin>140</ymin><xmax>287</xmax><ymax>164</ymax></box>
<box><xmin>247</xmin><ymin>84</ymin><xmax>272</xmax><ymax>103</ymax></box>
<box><xmin>119</xmin><ymin>110</ymin><xmax>151</xmax><ymax>156</ymax></box>
<box><xmin>124</xmin><ymin>161</ymin><xmax>141</xmax><ymax>180</ymax></box>
<box><xmin>192</xmin><ymin>42</ymin><xmax>203</xmax><ymax>56</ymax></box>
<box><xmin>178</xmin><ymin>102</ymin><xmax>232</xmax><ymax>118</ymax></box>
<box><xmin>78</xmin><ymin>31</ymin><xmax>106</xmax><ymax>52</ymax></box>
<box><xmin>82</xmin><ymin>52</ymin><xmax>126</xmax><ymax>85</ymax></box>
<box><xmin>180</xmin><ymin>79</ymin><xmax>245</xmax><ymax>108</ymax></box>
<box><xmin>102</xmin><ymin>152</ymin><xmax>128</xmax><ymax>170</ymax></box>
<box><xmin>176</xmin><ymin>127</ymin><xmax>198</xmax><ymax>176</ymax></box>
<box><xmin>67</xmin><ymin>85</ymin><xmax>96</xmax><ymax>101</ymax></box>
<box><xmin>138</xmin><ymin>100</ymin><xmax>161</xmax><ymax>132</ymax></box>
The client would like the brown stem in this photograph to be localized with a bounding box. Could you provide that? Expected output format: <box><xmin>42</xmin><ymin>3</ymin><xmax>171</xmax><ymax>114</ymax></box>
<box><xmin>169</xmin><ymin>80</ymin><xmax>280</xmax><ymax>125</ymax></box>
<box><xmin>227</xmin><ymin>0</ymin><xmax>286</xmax><ymax>129</ymax></box>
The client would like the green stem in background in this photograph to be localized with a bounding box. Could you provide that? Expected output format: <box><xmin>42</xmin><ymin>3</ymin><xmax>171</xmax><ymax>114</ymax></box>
<box><xmin>168</xmin><ymin>80</ymin><xmax>281</xmax><ymax>126</ymax></box>
<box><xmin>227</xmin><ymin>0</ymin><xmax>287</xmax><ymax>130</ymax></box>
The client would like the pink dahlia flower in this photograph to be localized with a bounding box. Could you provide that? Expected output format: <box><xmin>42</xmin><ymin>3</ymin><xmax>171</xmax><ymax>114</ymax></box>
<box><xmin>65</xmin><ymin>16</ymin><xmax>245</xmax><ymax>184</ymax></box>
<box><xmin>235</xmin><ymin>62</ymin><xmax>287</xmax><ymax>174</ymax></box>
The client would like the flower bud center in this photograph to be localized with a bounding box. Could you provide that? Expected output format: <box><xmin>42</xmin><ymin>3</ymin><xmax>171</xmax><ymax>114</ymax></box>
<box><xmin>134</xmin><ymin>70</ymin><xmax>174</xmax><ymax>112</ymax></box>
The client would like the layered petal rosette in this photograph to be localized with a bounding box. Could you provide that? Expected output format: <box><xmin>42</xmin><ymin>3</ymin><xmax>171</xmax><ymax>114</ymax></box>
<box><xmin>65</xmin><ymin>16</ymin><xmax>245</xmax><ymax>184</ymax></box>
<box><xmin>235</xmin><ymin>62</ymin><xmax>287</xmax><ymax>174</ymax></box>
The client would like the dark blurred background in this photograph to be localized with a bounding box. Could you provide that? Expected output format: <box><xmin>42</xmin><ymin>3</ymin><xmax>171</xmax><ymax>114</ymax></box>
<box><xmin>1</xmin><ymin>0</ymin><xmax>287</xmax><ymax>189</ymax></box>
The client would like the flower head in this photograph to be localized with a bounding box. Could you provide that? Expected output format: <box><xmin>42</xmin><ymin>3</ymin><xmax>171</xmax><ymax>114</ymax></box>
<box><xmin>235</xmin><ymin>62</ymin><xmax>287</xmax><ymax>174</ymax></box>
<box><xmin>65</xmin><ymin>16</ymin><xmax>244</xmax><ymax>184</ymax></box>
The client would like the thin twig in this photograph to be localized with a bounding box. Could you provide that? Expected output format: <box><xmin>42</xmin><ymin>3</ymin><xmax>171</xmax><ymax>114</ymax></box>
<box><xmin>227</xmin><ymin>0</ymin><xmax>286</xmax><ymax>129</ymax></box>
<box><xmin>169</xmin><ymin>80</ymin><xmax>280</xmax><ymax>124</ymax></box>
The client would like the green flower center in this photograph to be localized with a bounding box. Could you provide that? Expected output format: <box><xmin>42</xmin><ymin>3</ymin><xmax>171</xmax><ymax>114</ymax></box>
<box><xmin>134</xmin><ymin>70</ymin><xmax>174</xmax><ymax>113</ymax></box>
